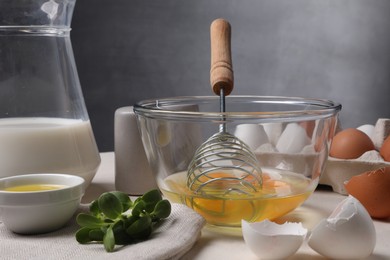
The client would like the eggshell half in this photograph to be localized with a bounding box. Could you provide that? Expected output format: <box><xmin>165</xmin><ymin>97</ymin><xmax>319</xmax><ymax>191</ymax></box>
<box><xmin>308</xmin><ymin>195</ymin><xmax>376</xmax><ymax>259</ymax></box>
<box><xmin>242</xmin><ymin>219</ymin><xmax>307</xmax><ymax>259</ymax></box>
<box><xmin>345</xmin><ymin>167</ymin><xmax>390</xmax><ymax>218</ymax></box>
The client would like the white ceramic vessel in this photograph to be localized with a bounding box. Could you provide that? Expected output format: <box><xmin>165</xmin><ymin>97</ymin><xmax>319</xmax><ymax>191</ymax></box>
<box><xmin>0</xmin><ymin>173</ymin><xmax>85</xmax><ymax>234</ymax></box>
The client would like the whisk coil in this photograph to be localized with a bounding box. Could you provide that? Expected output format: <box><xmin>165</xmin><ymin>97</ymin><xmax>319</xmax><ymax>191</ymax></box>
<box><xmin>187</xmin><ymin>132</ymin><xmax>262</xmax><ymax>197</ymax></box>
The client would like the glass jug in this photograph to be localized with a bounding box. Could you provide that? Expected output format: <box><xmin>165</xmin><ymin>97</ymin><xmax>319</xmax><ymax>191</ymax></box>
<box><xmin>0</xmin><ymin>0</ymin><xmax>100</xmax><ymax>185</ymax></box>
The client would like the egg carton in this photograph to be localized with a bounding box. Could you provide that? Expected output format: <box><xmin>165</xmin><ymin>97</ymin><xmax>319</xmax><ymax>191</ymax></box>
<box><xmin>320</xmin><ymin>118</ymin><xmax>390</xmax><ymax>195</ymax></box>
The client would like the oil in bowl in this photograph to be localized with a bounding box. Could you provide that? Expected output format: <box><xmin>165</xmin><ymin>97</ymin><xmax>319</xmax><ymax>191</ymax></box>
<box><xmin>4</xmin><ymin>184</ymin><xmax>68</xmax><ymax>192</ymax></box>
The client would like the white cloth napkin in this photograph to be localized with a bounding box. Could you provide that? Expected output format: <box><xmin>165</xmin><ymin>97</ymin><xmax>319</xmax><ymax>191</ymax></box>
<box><xmin>0</xmin><ymin>203</ymin><xmax>205</xmax><ymax>260</ymax></box>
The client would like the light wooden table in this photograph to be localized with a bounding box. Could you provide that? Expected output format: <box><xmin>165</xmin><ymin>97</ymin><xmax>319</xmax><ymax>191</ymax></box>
<box><xmin>84</xmin><ymin>152</ymin><xmax>390</xmax><ymax>260</ymax></box>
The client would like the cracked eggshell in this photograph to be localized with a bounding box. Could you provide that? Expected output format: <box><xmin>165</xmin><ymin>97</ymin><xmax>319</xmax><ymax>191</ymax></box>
<box><xmin>308</xmin><ymin>195</ymin><xmax>376</xmax><ymax>259</ymax></box>
<box><xmin>345</xmin><ymin>167</ymin><xmax>390</xmax><ymax>219</ymax></box>
<box><xmin>242</xmin><ymin>219</ymin><xmax>307</xmax><ymax>259</ymax></box>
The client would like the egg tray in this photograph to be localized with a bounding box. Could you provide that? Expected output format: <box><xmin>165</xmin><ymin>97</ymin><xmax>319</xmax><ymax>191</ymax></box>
<box><xmin>320</xmin><ymin>156</ymin><xmax>390</xmax><ymax>195</ymax></box>
<box><xmin>320</xmin><ymin>118</ymin><xmax>390</xmax><ymax>195</ymax></box>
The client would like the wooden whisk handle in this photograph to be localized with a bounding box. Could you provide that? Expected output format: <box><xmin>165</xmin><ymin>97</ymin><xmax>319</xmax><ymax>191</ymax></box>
<box><xmin>210</xmin><ymin>18</ymin><xmax>234</xmax><ymax>96</ymax></box>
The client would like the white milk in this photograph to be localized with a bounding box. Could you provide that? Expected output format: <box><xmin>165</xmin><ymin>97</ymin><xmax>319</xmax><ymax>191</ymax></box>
<box><xmin>0</xmin><ymin>118</ymin><xmax>101</xmax><ymax>184</ymax></box>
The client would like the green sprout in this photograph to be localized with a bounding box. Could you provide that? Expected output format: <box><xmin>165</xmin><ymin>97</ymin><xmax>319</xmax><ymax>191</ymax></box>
<box><xmin>75</xmin><ymin>189</ymin><xmax>171</xmax><ymax>252</ymax></box>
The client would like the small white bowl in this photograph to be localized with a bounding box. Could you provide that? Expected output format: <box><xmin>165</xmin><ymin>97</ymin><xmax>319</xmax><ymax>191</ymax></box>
<box><xmin>0</xmin><ymin>173</ymin><xmax>85</xmax><ymax>234</ymax></box>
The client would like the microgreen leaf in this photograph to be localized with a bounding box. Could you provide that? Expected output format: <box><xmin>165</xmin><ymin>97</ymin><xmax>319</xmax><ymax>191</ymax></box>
<box><xmin>123</xmin><ymin>215</ymin><xmax>139</xmax><ymax>230</ymax></box>
<box><xmin>133</xmin><ymin>196</ymin><xmax>142</xmax><ymax>204</ymax></box>
<box><xmin>112</xmin><ymin>220</ymin><xmax>133</xmax><ymax>245</ymax></box>
<box><xmin>132</xmin><ymin>200</ymin><xmax>146</xmax><ymax>217</ymax></box>
<box><xmin>89</xmin><ymin>228</ymin><xmax>104</xmax><ymax>241</ymax></box>
<box><xmin>126</xmin><ymin>214</ymin><xmax>152</xmax><ymax>240</ymax></box>
<box><xmin>103</xmin><ymin>225</ymin><xmax>115</xmax><ymax>252</ymax></box>
<box><xmin>111</xmin><ymin>191</ymin><xmax>132</xmax><ymax>211</ymax></box>
<box><xmin>75</xmin><ymin>189</ymin><xmax>171</xmax><ymax>252</ymax></box>
<box><xmin>142</xmin><ymin>189</ymin><xmax>162</xmax><ymax>203</ymax></box>
<box><xmin>75</xmin><ymin>227</ymin><xmax>92</xmax><ymax>244</ymax></box>
<box><xmin>76</xmin><ymin>213</ymin><xmax>106</xmax><ymax>229</ymax></box>
<box><xmin>141</xmin><ymin>189</ymin><xmax>162</xmax><ymax>213</ymax></box>
<box><xmin>98</xmin><ymin>192</ymin><xmax>123</xmax><ymax>219</ymax></box>
<box><xmin>89</xmin><ymin>200</ymin><xmax>100</xmax><ymax>216</ymax></box>
<box><xmin>152</xmin><ymin>199</ymin><xmax>171</xmax><ymax>220</ymax></box>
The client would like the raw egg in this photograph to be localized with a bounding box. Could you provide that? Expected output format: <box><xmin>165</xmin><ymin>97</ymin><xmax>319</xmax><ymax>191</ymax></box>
<box><xmin>345</xmin><ymin>167</ymin><xmax>390</xmax><ymax>219</ymax></box>
<box><xmin>330</xmin><ymin>128</ymin><xmax>375</xmax><ymax>159</ymax></box>
<box><xmin>380</xmin><ymin>135</ymin><xmax>390</xmax><ymax>162</ymax></box>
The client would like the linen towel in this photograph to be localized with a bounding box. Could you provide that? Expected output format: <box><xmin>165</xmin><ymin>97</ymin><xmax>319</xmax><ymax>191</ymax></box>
<box><xmin>0</xmin><ymin>203</ymin><xmax>205</xmax><ymax>260</ymax></box>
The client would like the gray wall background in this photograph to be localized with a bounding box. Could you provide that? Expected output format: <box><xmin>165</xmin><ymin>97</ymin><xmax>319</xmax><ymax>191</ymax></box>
<box><xmin>71</xmin><ymin>0</ymin><xmax>390</xmax><ymax>152</ymax></box>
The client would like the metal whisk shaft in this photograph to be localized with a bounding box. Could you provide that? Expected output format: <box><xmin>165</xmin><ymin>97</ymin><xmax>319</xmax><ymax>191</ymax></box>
<box><xmin>186</xmin><ymin>18</ymin><xmax>262</xmax><ymax>198</ymax></box>
<box><xmin>219</xmin><ymin>88</ymin><xmax>226</xmax><ymax>133</ymax></box>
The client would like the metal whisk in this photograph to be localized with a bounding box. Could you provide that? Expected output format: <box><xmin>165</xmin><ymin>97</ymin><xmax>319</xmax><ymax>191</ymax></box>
<box><xmin>186</xmin><ymin>19</ymin><xmax>262</xmax><ymax>197</ymax></box>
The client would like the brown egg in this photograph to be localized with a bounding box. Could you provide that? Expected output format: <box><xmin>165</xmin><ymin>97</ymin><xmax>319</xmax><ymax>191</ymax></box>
<box><xmin>345</xmin><ymin>167</ymin><xmax>390</xmax><ymax>219</ymax></box>
<box><xmin>380</xmin><ymin>135</ymin><xmax>390</xmax><ymax>162</ymax></box>
<box><xmin>329</xmin><ymin>128</ymin><xmax>375</xmax><ymax>159</ymax></box>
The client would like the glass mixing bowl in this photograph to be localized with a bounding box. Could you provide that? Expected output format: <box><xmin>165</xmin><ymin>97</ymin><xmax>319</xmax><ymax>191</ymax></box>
<box><xmin>134</xmin><ymin>96</ymin><xmax>341</xmax><ymax>228</ymax></box>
